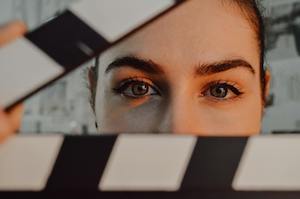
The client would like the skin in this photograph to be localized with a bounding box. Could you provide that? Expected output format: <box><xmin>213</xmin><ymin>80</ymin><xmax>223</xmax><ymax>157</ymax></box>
<box><xmin>0</xmin><ymin>21</ymin><xmax>26</xmax><ymax>143</ymax></box>
<box><xmin>94</xmin><ymin>0</ymin><xmax>270</xmax><ymax>135</ymax></box>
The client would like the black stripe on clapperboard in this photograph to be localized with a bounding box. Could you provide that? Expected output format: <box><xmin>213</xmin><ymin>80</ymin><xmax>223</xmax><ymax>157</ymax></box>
<box><xmin>26</xmin><ymin>10</ymin><xmax>110</xmax><ymax>70</ymax></box>
<box><xmin>180</xmin><ymin>137</ymin><xmax>248</xmax><ymax>190</ymax></box>
<box><xmin>45</xmin><ymin>135</ymin><xmax>117</xmax><ymax>190</ymax></box>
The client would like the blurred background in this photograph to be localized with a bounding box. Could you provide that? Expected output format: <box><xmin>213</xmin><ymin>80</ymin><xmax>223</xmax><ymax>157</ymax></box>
<box><xmin>1</xmin><ymin>0</ymin><xmax>300</xmax><ymax>134</ymax></box>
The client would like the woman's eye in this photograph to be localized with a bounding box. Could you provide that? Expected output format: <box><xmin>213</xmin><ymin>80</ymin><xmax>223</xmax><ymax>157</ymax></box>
<box><xmin>114</xmin><ymin>80</ymin><xmax>159</xmax><ymax>98</ymax></box>
<box><xmin>203</xmin><ymin>83</ymin><xmax>242</xmax><ymax>100</ymax></box>
<box><xmin>210</xmin><ymin>85</ymin><xmax>228</xmax><ymax>98</ymax></box>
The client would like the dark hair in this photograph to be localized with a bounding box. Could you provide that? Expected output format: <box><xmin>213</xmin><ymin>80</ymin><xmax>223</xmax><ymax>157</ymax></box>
<box><xmin>89</xmin><ymin>0</ymin><xmax>266</xmax><ymax>110</ymax></box>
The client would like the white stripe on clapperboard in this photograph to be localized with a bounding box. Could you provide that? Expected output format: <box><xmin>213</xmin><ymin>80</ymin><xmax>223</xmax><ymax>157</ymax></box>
<box><xmin>70</xmin><ymin>0</ymin><xmax>174</xmax><ymax>42</ymax></box>
<box><xmin>233</xmin><ymin>135</ymin><xmax>300</xmax><ymax>191</ymax></box>
<box><xmin>0</xmin><ymin>0</ymin><xmax>175</xmax><ymax>108</ymax></box>
<box><xmin>0</xmin><ymin>38</ymin><xmax>64</xmax><ymax>107</ymax></box>
<box><xmin>99</xmin><ymin>134</ymin><xmax>196</xmax><ymax>191</ymax></box>
<box><xmin>0</xmin><ymin>135</ymin><xmax>63</xmax><ymax>191</ymax></box>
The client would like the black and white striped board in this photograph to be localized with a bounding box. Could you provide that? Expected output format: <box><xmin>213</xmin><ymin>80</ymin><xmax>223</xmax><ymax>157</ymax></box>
<box><xmin>0</xmin><ymin>0</ymin><xmax>183</xmax><ymax>110</ymax></box>
<box><xmin>0</xmin><ymin>134</ymin><xmax>300</xmax><ymax>198</ymax></box>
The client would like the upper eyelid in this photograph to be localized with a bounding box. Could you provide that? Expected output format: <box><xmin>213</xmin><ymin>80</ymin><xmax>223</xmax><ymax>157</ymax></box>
<box><xmin>201</xmin><ymin>81</ymin><xmax>243</xmax><ymax>96</ymax></box>
<box><xmin>115</xmin><ymin>77</ymin><xmax>161</xmax><ymax>93</ymax></box>
<box><xmin>202</xmin><ymin>80</ymin><xmax>240</xmax><ymax>90</ymax></box>
<box><xmin>118</xmin><ymin>77</ymin><xmax>154</xmax><ymax>87</ymax></box>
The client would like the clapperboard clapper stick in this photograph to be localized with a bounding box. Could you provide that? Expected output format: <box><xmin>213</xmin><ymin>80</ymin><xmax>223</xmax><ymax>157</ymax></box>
<box><xmin>0</xmin><ymin>134</ymin><xmax>300</xmax><ymax>198</ymax></box>
<box><xmin>0</xmin><ymin>0</ymin><xmax>183</xmax><ymax>110</ymax></box>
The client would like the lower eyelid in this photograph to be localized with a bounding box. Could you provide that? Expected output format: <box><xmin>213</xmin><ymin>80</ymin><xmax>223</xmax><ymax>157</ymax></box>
<box><xmin>200</xmin><ymin>94</ymin><xmax>244</xmax><ymax>105</ymax></box>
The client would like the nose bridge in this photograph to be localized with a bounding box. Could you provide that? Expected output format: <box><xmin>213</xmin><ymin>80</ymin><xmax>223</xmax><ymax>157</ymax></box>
<box><xmin>157</xmin><ymin>88</ymin><xmax>200</xmax><ymax>134</ymax></box>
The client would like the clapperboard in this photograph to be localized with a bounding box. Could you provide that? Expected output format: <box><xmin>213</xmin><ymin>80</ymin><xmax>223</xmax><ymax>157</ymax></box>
<box><xmin>0</xmin><ymin>134</ymin><xmax>300</xmax><ymax>198</ymax></box>
<box><xmin>0</xmin><ymin>0</ymin><xmax>183</xmax><ymax>110</ymax></box>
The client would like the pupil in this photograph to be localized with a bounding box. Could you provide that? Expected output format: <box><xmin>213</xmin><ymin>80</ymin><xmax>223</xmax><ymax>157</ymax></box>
<box><xmin>132</xmin><ymin>82</ymin><xmax>148</xmax><ymax>95</ymax></box>
<box><xmin>211</xmin><ymin>85</ymin><xmax>227</xmax><ymax>98</ymax></box>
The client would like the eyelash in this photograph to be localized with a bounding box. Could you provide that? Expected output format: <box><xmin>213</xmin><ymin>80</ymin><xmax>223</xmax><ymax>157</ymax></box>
<box><xmin>200</xmin><ymin>80</ymin><xmax>244</xmax><ymax>101</ymax></box>
<box><xmin>113</xmin><ymin>77</ymin><xmax>243</xmax><ymax>101</ymax></box>
<box><xmin>113</xmin><ymin>77</ymin><xmax>160</xmax><ymax>98</ymax></box>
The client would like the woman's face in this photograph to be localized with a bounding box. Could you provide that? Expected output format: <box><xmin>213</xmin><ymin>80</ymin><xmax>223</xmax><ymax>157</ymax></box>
<box><xmin>94</xmin><ymin>0</ymin><xmax>267</xmax><ymax>135</ymax></box>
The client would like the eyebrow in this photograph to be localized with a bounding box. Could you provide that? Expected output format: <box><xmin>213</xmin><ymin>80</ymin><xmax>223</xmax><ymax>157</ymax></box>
<box><xmin>195</xmin><ymin>59</ymin><xmax>255</xmax><ymax>76</ymax></box>
<box><xmin>105</xmin><ymin>56</ymin><xmax>163</xmax><ymax>74</ymax></box>
<box><xmin>105</xmin><ymin>56</ymin><xmax>255</xmax><ymax>76</ymax></box>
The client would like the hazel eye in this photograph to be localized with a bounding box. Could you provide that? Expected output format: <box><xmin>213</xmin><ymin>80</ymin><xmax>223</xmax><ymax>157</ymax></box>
<box><xmin>114</xmin><ymin>79</ymin><xmax>159</xmax><ymax>98</ymax></box>
<box><xmin>203</xmin><ymin>82</ymin><xmax>242</xmax><ymax>100</ymax></box>
<box><xmin>131</xmin><ymin>82</ymin><xmax>149</xmax><ymax>96</ymax></box>
<box><xmin>210</xmin><ymin>84</ymin><xmax>228</xmax><ymax>98</ymax></box>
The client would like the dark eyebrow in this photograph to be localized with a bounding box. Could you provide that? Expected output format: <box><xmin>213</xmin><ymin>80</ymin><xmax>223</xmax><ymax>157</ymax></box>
<box><xmin>105</xmin><ymin>56</ymin><xmax>255</xmax><ymax>76</ymax></box>
<box><xmin>105</xmin><ymin>56</ymin><xmax>164</xmax><ymax>74</ymax></box>
<box><xmin>195</xmin><ymin>59</ymin><xmax>255</xmax><ymax>76</ymax></box>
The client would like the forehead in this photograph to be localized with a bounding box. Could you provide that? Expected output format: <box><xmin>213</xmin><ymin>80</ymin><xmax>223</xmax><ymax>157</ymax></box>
<box><xmin>99</xmin><ymin>0</ymin><xmax>260</xmax><ymax>74</ymax></box>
